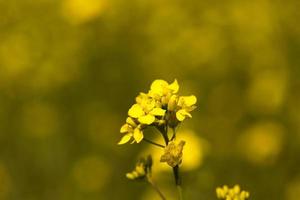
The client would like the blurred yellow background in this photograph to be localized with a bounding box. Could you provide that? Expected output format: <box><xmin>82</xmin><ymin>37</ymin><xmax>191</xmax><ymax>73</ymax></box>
<box><xmin>0</xmin><ymin>0</ymin><xmax>300</xmax><ymax>199</ymax></box>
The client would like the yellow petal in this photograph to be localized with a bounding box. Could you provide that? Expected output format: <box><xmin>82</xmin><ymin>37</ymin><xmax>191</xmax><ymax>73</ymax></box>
<box><xmin>128</xmin><ymin>104</ymin><xmax>144</xmax><ymax>118</ymax></box>
<box><xmin>126</xmin><ymin>173</ymin><xmax>135</xmax><ymax>180</ymax></box>
<box><xmin>149</xmin><ymin>108</ymin><xmax>166</xmax><ymax>116</ymax></box>
<box><xmin>168</xmin><ymin>79</ymin><xmax>179</xmax><ymax>93</ymax></box>
<box><xmin>185</xmin><ymin>95</ymin><xmax>197</xmax><ymax>106</ymax></box>
<box><xmin>118</xmin><ymin>133</ymin><xmax>132</xmax><ymax>145</ymax></box>
<box><xmin>120</xmin><ymin>124</ymin><xmax>131</xmax><ymax>133</ymax></box>
<box><xmin>126</xmin><ymin>117</ymin><xmax>137</xmax><ymax>127</ymax></box>
<box><xmin>135</xmin><ymin>92</ymin><xmax>148</xmax><ymax>104</ymax></box>
<box><xmin>179</xmin><ymin>95</ymin><xmax>197</xmax><ymax>107</ymax></box>
<box><xmin>133</xmin><ymin>128</ymin><xmax>143</xmax><ymax>143</ymax></box>
<box><xmin>176</xmin><ymin>109</ymin><xmax>192</xmax><ymax>121</ymax></box>
<box><xmin>176</xmin><ymin>111</ymin><xmax>186</xmax><ymax>121</ymax></box>
<box><xmin>138</xmin><ymin>114</ymin><xmax>155</xmax><ymax>125</ymax></box>
<box><xmin>144</xmin><ymin>100</ymin><xmax>155</xmax><ymax>111</ymax></box>
<box><xmin>150</xmin><ymin>79</ymin><xmax>168</xmax><ymax>95</ymax></box>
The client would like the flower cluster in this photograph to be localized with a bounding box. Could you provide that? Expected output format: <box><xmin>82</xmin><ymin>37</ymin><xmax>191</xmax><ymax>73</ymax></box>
<box><xmin>118</xmin><ymin>79</ymin><xmax>197</xmax><ymax>145</ymax></box>
<box><xmin>216</xmin><ymin>185</ymin><xmax>250</xmax><ymax>200</ymax></box>
<box><xmin>160</xmin><ymin>140</ymin><xmax>186</xmax><ymax>167</ymax></box>
<box><xmin>126</xmin><ymin>156</ymin><xmax>152</xmax><ymax>180</ymax></box>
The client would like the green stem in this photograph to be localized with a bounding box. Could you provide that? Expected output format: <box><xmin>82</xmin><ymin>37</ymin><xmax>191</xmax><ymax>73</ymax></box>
<box><xmin>147</xmin><ymin>176</ymin><xmax>166</xmax><ymax>200</ymax></box>
<box><xmin>170</xmin><ymin>127</ymin><xmax>176</xmax><ymax>141</ymax></box>
<box><xmin>157</xmin><ymin>126</ymin><xmax>169</xmax><ymax>145</ymax></box>
<box><xmin>173</xmin><ymin>165</ymin><xmax>183</xmax><ymax>200</ymax></box>
<box><xmin>177</xmin><ymin>185</ymin><xmax>183</xmax><ymax>200</ymax></box>
<box><xmin>143</xmin><ymin>138</ymin><xmax>165</xmax><ymax>148</ymax></box>
<box><xmin>172</xmin><ymin>165</ymin><xmax>181</xmax><ymax>185</ymax></box>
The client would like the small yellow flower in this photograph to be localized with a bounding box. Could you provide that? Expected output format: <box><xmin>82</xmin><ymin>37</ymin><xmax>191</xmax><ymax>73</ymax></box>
<box><xmin>126</xmin><ymin>162</ymin><xmax>146</xmax><ymax>180</ymax></box>
<box><xmin>118</xmin><ymin>117</ymin><xmax>144</xmax><ymax>144</ymax></box>
<box><xmin>216</xmin><ymin>185</ymin><xmax>250</xmax><ymax>200</ymax></box>
<box><xmin>126</xmin><ymin>156</ymin><xmax>152</xmax><ymax>180</ymax></box>
<box><xmin>128</xmin><ymin>93</ymin><xmax>166</xmax><ymax>125</ymax></box>
<box><xmin>176</xmin><ymin>95</ymin><xmax>197</xmax><ymax>121</ymax></box>
<box><xmin>148</xmin><ymin>79</ymin><xmax>179</xmax><ymax>106</ymax></box>
<box><xmin>149</xmin><ymin>79</ymin><xmax>179</xmax><ymax>97</ymax></box>
<box><xmin>118</xmin><ymin>79</ymin><xmax>197</xmax><ymax>145</ymax></box>
<box><xmin>160</xmin><ymin>140</ymin><xmax>186</xmax><ymax>167</ymax></box>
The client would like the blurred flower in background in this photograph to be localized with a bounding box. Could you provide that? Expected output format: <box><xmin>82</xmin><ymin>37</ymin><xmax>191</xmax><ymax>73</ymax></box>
<box><xmin>286</xmin><ymin>178</ymin><xmax>300</xmax><ymax>200</ymax></box>
<box><xmin>61</xmin><ymin>0</ymin><xmax>107</xmax><ymax>25</ymax></box>
<box><xmin>0</xmin><ymin>163</ymin><xmax>12</xmax><ymax>199</ymax></box>
<box><xmin>237</xmin><ymin>122</ymin><xmax>284</xmax><ymax>165</ymax></box>
<box><xmin>72</xmin><ymin>156</ymin><xmax>111</xmax><ymax>192</ymax></box>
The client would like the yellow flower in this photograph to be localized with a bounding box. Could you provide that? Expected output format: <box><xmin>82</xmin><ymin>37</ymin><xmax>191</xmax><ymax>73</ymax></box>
<box><xmin>118</xmin><ymin>79</ymin><xmax>197</xmax><ymax>145</ymax></box>
<box><xmin>160</xmin><ymin>140</ymin><xmax>186</xmax><ymax>167</ymax></box>
<box><xmin>118</xmin><ymin>117</ymin><xmax>144</xmax><ymax>144</ymax></box>
<box><xmin>128</xmin><ymin>99</ymin><xmax>166</xmax><ymax>125</ymax></box>
<box><xmin>126</xmin><ymin>162</ymin><xmax>146</xmax><ymax>180</ymax></box>
<box><xmin>176</xmin><ymin>95</ymin><xmax>197</xmax><ymax>121</ymax></box>
<box><xmin>216</xmin><ymin>185</ymin><xmax>250</xmax><ymax>200</ymax></box>
<box><xmin>148</xmin><ymin>79</ymin><xmax>179</xmax><ymax>100</ymax></box>
<box><xmin>126</xmin><ymin>156</ymin><xmax>152</xmax><ymax>180</ymax></box>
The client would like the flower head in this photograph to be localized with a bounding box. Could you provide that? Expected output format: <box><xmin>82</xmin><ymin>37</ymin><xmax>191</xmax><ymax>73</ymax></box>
<box><xmin>148</xmin><ymin>79</ymin><xmax>179</xmax><ymax>101</ymax></box>
<box><xmin>216</xmin><ymin>185</ymin><xmax>250</xmax><ymax>200</ymax></box>
<box><xmin>176</xmin><ymin>95</ymin><xmax>197</xmax><ymax>121</ymax></box>
<box><xmin>118</xmin><ymin>79</ymin><xmax>197</xmax><ymax>145</ymax></box>
<box><xmin>128</xmin><ymin>95</ymin><xmax>166</xmax><ymax>125</ymax></box>
<box><xmin>126</xmin><ymin>155</ymin><xmax>152</xmax><ymax>180</ymax></box>
<box><xmin>118</xmin><ymin>117</ymin><xmax>144</xmax><ymax>144</ymax></box>
<box><xmin>160</xmin><ymin>140</ymin><xmax>186</xmax><ymax>167</ymax></box>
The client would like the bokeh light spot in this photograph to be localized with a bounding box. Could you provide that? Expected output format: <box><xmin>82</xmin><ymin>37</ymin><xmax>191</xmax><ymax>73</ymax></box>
<box><xmin>72</xmin><ymin>156</ymin><xmax>111</xmax><ymax>192</ymax></box>
<box><xmin>61</xmin><ymin>0</ymin><xmax>107</xmax><ymax>25</ymax></box>
<box><xmin>237</xmin><ymin>122</ymin><xmax>284</xmax><ymax>165</ymax></box>
<box><xmin>0</xmin><ymin>163</ymin><xmax>12</xmax><ymax>199</ymax></box>
<box><xmin>20</xmin><ymin>102</ymin><xmax>60</xmax><ymax>138</ymax></box>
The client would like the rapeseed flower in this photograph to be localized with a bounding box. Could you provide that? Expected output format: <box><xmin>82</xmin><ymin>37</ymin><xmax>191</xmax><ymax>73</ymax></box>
<box><xmin>128</xmin><ymin>93</ymin><xmax>166</xmax><ymax>125</ymax></box>
<box><xmin>216</xmin><ymin>185</ymin><xmax>250</xmax><ymax>200</ymax></box>
<box><xmin>118</xmin><ymin>117</ymin><xmax>143</xmax><ymax>144</ymax></box>
<box><xmin>126</xmin><ymin>156</ymin><xmax>152</xmax><ymax>180</ymax></box>
<box><xmin>118</xmin><ymin>79</ymin><xmax>197</xmax><ymax>145</ymax></box>
<box><xmin>176</xmin><ymin>95</ymin><xmax>197</xmax><ymax>121</ymax></box>
<box><xmin>148</xmin><ymin>79</ymin><xmax>179</xmax><ymax>102</ymax></box>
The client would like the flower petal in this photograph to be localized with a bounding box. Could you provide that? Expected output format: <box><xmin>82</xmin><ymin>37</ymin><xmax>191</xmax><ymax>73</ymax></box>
<box><xmin>176</xmin><ymin>109</ymin><xmax>192</xmax><ymax>121</ymax></box>
<box><xmin>149</xmin><ymin>108</ymin><xmax>166</xmax><ymax>116</ymax></box>
<box><xmin>144</xmin><ymin>100</ymin><xmax>155</xmax><ymax>111</ymax></box>
<box><xmin>179</xmin><ymin>95</ymin><xmax>197</xmax><ymax>107</ymax></box>
<box><xmin>138</xmin><ymin>114</ymin><xmax>155</xmax><ymax>125</ymax></box>
<box><xmin>118</xmin><ymin>133</ymin><xmax>132</xmax><ymax>145</ymax></box>
<box><xmin>133</xmin><ymin>128</ymin><xmax>143</xmax><ymax>143</ymax></box>
<box><xmin>128</xmin><ymin>104</ymin><xmax>144</xmax><ymax>118</ymax></box>
<box><xmin>135</xmin><ymin>92</ymin><xmax>148</xmax><ymax>104</ymax></box>
<box><xmin>168</xmin><ymin>79</ymin><xmax>179</xmax><ymax>93</ymax></box>
<box><xmin>120</xmin><ymin>124</ymin><xmax>131</xmax><ymax>133</ymax></box>
<box><xmin>150</xmin><ymin>79</ymin><xmax>168</xmax><ymax>96</ymax></box>
<box><xmin>126</xmin><ymin>117</ymin><xmax>137</xmax><ymax>127</ymax></box>
<box><xmin>185</xmin><ymin>95</ymin><xmax>197</xmax><ymax>106</ymax></box>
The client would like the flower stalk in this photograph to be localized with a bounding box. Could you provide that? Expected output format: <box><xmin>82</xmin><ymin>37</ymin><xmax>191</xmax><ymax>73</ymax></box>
<box><xmin>143</xmin><ymin>138</ymin><xmax>165</xmax><ymax>148</ymax></box>
<box><xmin>147</xmin><ymin>175</ymin><xmax>166</xmax><ymax>200</ymax></box>
<box><xmin>119</xmin><ymin>79</ymin><xmax>197</xmax><ymax>200</ymax></box>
